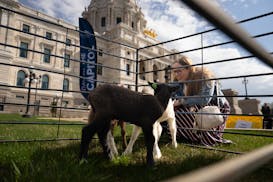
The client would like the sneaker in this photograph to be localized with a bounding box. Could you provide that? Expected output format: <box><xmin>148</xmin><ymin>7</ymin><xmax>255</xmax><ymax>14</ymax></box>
<box><xmin>222</xmin><ymin>139</ymin><xmax>233</xmax><ymax>144</ymax></box>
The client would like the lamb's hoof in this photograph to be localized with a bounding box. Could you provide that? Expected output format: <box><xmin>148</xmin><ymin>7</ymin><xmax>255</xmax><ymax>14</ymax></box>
<box><xmin>113</xmin><ymin>150</ymin><xmax>119</xmax><ymax>156</ymax></box>
<box><xmin>109</xmin><ymin>151</ymin><xmax>119</xmax><ymax>160</ymax></box>
<box><xmin>147</xmin><ymin>160</ymin><xmax>155</xmax><ymax>167</ymax></box>
<box><xmin>79</xmin><ymin>158</ymin><xmax>88</xmax><ymax>165</ymax></box>
<box><xmin>123</xmin><ymin>149</ymin><xmax>132</xmax><ymax>155</ymax></box>
<box><xmin>154</xmin><ymin>153</ymin><xmax>162</xmax><ymax>160</ymax></box>
<box><xmin>173</xmin><ymin>142</ymin><xmax>178</xmax><ymax>148</ymax></box>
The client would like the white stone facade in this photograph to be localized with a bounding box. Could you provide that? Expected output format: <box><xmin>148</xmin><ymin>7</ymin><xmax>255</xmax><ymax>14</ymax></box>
<box><xmin>0</xmin><ymin>0</ymin><xmax>179</xmax><ymax>117</ymax></box>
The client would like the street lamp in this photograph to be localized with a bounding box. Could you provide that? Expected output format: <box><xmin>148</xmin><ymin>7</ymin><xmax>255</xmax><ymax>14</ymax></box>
<box><xmin>34</xmin><ymin>75</ymin><xmax>41</xmax><ymax>102</ymax></box>
<box><xmin>22</xmin><ymin>67</ymin><xmax>40</xmax><ymax>118</ymax></box>
<box><xmin>242</xmin><ymin>77</ymin><xmax>249</xmax><ymax>100</ymax></box>
<box><xmin>33</xmin><ymin>75</ymin><xmax>41</xmax><ymax>116</ymax></box>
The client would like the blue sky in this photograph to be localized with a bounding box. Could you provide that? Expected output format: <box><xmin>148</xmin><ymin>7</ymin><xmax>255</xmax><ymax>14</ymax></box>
<box><xmin>18</xmin><ymin>0</ymin><xmax>273</xmax><ymax>105</ymax></box>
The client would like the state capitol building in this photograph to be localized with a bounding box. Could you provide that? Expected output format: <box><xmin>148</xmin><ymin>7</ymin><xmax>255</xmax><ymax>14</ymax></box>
<box><xmin>0</xmin><ymin>0</ymin><xmax>178</xmax><ymax>117</ymax></box>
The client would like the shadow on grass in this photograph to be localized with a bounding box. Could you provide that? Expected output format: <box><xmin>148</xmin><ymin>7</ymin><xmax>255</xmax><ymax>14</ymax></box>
<box><xmin>6</xmin><ymin>141</ymin><xmax>227</xmax><ymax>182</ymax></box>
<box><xmin>2</xmin><ymin>139</ymin><xmax>272</xmax><ymax>182</ymax></box>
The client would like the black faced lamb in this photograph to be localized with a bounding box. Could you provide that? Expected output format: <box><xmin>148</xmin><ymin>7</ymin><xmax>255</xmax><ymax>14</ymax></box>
<box><xmin>79</xmin><ymin>82</ymin><xmax>178</xmax><ymax>166</ymax></box>
<box><xmin>123</xmin><ymin>85</ymin><xmax>178</xmax><ymax>160</ymax></box>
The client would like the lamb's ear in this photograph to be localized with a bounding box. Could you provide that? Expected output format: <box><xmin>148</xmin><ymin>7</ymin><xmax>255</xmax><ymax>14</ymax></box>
<box><xmin>148</xmin><ymin>81</ymin><xmax>157</xmax><ymax>90</ymax></box>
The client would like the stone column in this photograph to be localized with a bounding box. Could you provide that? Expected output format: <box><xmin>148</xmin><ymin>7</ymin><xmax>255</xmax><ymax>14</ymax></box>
<box><xmin>0</xmin><ymin>10</ymin><xmax>13</xmax><ymax>86</ymax></box>
<box><xmin>222</xmin><ymin>89</ymin><xmax>242</xmax><ymax>114</ymax></box>
<box><xmin>54</xmin><ymin>33</ymin><xmax>58</xmax><ymax>68</ymax></box>
<box><xmin>0</xmin><ymin>10</ymin><xmax>9</xmax><ymax>50</ymax></box>
<box><xmin>31</xmin><ymin>26</ymin><xmax>39</xmax><ymax>64</ymax></box>
<box><xmin>158</xmin><ymin>63</ymin><xmax>164</xmax><ymax>82</ymax></box>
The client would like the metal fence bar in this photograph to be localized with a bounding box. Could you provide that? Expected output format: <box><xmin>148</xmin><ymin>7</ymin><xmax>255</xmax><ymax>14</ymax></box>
<box><xmin>0</xmin><ymin>59</ymin><xmax>137</xmax><ymax>86</ymax></box>
<box><xmin>1</xmin><ymin>82</ymin><xmax>273</xmax><ymax>99</ymax></box>
<box><xmin>140</xmin><ymin>52</ymin><xmax>273</xmax><ymax>75</ymax></box>
<box><xmin>169</xmin><ymin>127</ymin><xmax>273</xmax><ymax>138</ymax></box>
<box><xmin>0</xmin><ymin>6</ymin><xmax>137</xmax><ymax>50</ymax></box>
<box><xmin>140</xmin><ymin>31</ymin><xmax>273</xmax><ymax>63</ymax></box>
<box><xmin>181</xmin><ymin>0</ymin><xmax>273</xmax><ymax>69</ymax></box>
<box><xmin>0</xmin><ymin>24</ymin><xmax>136</xmax><ymax>63</ymax></box>
<box><xmin>0</xmin><ymin>121</ymin><xmax>85</xmax><ymax>125</ymax></box>
<box><xmin>137</xmin><ymin>72</ymin><xmax>273</xmax><ymax>87</ymax></box>
<box><xmin>1</xmin><ymin>120</ymin><xmax>272</xmax><ymax>138</ymax></box>
<box><xmin>161</xmin><ymin>1</ymin><xmax>273</xmax><ymax>181</ymax></box>
<box><xmin>0</xmin><ymin>1</ymin><xmax>271</xmax><ymax>168</ymax></box>
<box><xmin>0</xmin><ymin>138</ymin><xmax>81</xmax><ymax>143</ymax></box>
<box><xmin>182</xmin><ymin>143</ymin><xmax>243</xmax><ymax>155</ymax></box>
<box><xmin>1</xmin><ymin>101</ymin><xmax>273</xmax><ymax>117</ymax></box>
<box><xmin>166</xmin><ymin>143</ymin><xmax>273</xmax><ymax>182</ymax></box>
<box><xmin>0</xmin><ymin>42</ymin><xmax>137</xmax><ymax>74</ymax></box>
<box><xmin>139</xmin><ymin>11</ymin><xmax>273</xmax><ymax>50</ymax></box>
<box><xmin>56</xmin><ymin>27</ymin><xmax>70</xmax><ymax>138</ymax></box>
<box><xmin>0</xmin><ymin>102</ymin><xmax>90</xmax><ymax>111</ymax></box>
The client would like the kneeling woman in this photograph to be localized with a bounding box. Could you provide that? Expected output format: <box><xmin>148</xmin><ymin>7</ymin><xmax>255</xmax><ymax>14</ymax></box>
<box><xmin>170</xmin><ymin>56</ymin><xmax>231</xmax><ymax>146</ymax></box>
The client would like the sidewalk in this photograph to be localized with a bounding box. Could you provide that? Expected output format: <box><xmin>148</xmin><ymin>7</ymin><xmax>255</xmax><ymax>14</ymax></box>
<box><xmin>38</xmin><ymin>117</ymin><xmax>88</xmax><ymax>123</ymax></box>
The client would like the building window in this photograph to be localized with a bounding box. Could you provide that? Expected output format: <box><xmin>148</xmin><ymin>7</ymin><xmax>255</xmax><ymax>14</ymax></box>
<box><xmin>16</xmin><ymin>95</ymin><xmax>25</xmax><ymax>99</ymax></box>
<box><xmin>126</xmin><ymin>64</ymin><xmax>130</xmax><ymax>76</ymax></box>
<box><xmin>97</xmin><ymin>63</ymin><xmax>102</xmax><ymax>75</ymax></box>
<box><xmin>116</xmin><ymin>17</ymin><xmax>122</xmax><ymax>24</ymax></box>
<box><xmin>66</xmin><ymin>38</ymin><xmax>71</xmax><ymax>46</ymax></box>
<box><xmin>41</xmin><ymin>75</ymin><xmax>49</xmax><ymax>89</ymax></box>
<box><xmin>101</xmin><ymin>17</ymin><xmax>106</xmax><ymax>27</ymax></box>
<box><xmin>16</xmin><ymin>70</ymin><xmax>26</xmax><ymax>87</ymax></box>
<box><xmin>43</xmin><ymin>48</ymin><xmax>51</xmax><ymax>63</ymax></box>
<box><xmin>45</xmin><ymin>32</ymin><xmax>52</xmax><ymax>39</ymax></box>
<box><xmin>64</xmin><ymin>54</ymin><xmax>70</xmax><ymax>67</ymax></box>
<box><xmin>131</xmin><ymin>21</ymin><xmax>134</xmax><ymax>28</ymax></box>
<box><xmin>22</xmin><ymin>24</ymin><xmax>30</xmax><ymax>33</ymax></box>
<box><xmin>63</xmin><ymin>78</ymin><xmax>69</xmax><ymax>91</ymax></box>
<box><xmin>19</xmin><ymin>42</ymin><xmax>28</xmax><ymax>58</ymax></box>
<box><xmin>98</xmin><ymin>49</ymin><xmax>103</xmax><ymax>56</ymax></box>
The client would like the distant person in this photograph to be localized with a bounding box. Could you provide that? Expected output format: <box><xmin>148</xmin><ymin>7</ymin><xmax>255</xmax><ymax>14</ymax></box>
<box><xmin>261</xmin><ymin>103</ymin><xmax>272</xmax><ymax>129</ymax></box>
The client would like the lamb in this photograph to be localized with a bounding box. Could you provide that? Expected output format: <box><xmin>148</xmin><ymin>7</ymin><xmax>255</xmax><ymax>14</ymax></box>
<box><xmin>79</xmin><ymin>82</ymin><xmax>178</xmax><ymax>166</ymax></box>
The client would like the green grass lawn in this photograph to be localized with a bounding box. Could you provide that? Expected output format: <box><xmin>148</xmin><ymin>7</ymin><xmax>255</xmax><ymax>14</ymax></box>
<box><xmin>0</xmin><ymin>114</ymin><xmax>273</xmax><ymax>181</ymax></box>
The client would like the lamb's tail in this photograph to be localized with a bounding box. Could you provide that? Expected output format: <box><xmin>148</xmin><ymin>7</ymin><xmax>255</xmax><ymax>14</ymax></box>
<box><xmin>87</xmin><ymin>93</ymin><xmax>96</xmax><ymax>124</ymax></box>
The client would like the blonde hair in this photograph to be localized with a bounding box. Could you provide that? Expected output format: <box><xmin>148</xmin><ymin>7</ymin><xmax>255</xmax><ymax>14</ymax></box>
<box><xmin>173</xmin><ymin>56</ymin><xmax>214</xmax><ymax>96</ymax></box>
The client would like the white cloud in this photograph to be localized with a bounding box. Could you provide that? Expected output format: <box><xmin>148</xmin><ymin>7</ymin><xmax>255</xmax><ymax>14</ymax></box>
<box><xmin>23</xmin><ymin>0</ymin><xmax>90</xmax><ymax>25</ymax></box>
<box><xmin>138</xmin><ymin>0</ymin><xmax>272</xmax><ymax>103</ymax></box>
<box><xmin>19</xmin><ymin>0</ymin><xmax>273</xmax><ymax>104</ymax></box>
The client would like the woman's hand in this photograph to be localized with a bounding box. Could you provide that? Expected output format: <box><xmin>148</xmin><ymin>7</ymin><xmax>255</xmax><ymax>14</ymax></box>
<box><xmin>173</xmin><ymin>99</ymin><xmax>182</xmax><ymax>107</ymax></box>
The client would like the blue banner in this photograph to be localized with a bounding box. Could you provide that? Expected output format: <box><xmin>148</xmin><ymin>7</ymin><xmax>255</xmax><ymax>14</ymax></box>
<box><xmin>79</xmin><ymin>18</ymin><xmax>97</xmax><ymax>100</ymax></box>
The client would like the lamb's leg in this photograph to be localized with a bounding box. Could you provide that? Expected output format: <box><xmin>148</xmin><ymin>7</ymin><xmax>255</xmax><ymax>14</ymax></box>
<box><xmin>143</xmin><ymin>125</ymin><xmax>155</xmax><ymax>166</ymax></box>
<box><xmin>153</xmin><ymin>121</ymin><xmax>162</xmax><ymax>159</ymax></box>
<box><xmin>79</xmin><ymin>122</ymin><xmax>97</xmax><ymax>161</ymax></box>
<box><xmin>106</xmin><ymin>130</ymin><xmax>118</xmax><ymax>158</ymax></box>
<box><xmin>110</xmin><ymin>120</ymin><xmax>117</xmax><ymax>135</ymax></box>
<box><xmin>97</xmin><ymin>122</ymin><xmax>112</xmax><ymax>160</ymax></box>
<box><xmin>120</xmin><ymin>121</ymin><xmax>127</xmax><ymax>150</ymax></box>
<box><xmin>123</xmin><ymin>125</ymin><xmax>141</xmax><ymax>155</ymax></box>
<box><xmin>167</xmin><ymin>117</ymin><xmax>178</xmax><ymax>148</ymax></box>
